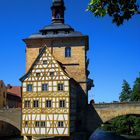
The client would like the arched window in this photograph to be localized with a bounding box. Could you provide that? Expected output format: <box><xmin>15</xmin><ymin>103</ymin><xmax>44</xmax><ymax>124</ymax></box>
<box><xmin>56</xmin><ymin>12</ymin><xmax>61</xmax><ymax>19</ymax></box>
<box><xmin>65</xmin><ymin>47</ymin><xmax>71</xmax><ymax>57</ymax></box>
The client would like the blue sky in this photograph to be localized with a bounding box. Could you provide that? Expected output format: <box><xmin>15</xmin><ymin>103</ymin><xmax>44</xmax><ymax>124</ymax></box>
<box><xmin>0</xmin><ymin>0</ymin><xmax>140</xmax><ymax>103</ymax></box>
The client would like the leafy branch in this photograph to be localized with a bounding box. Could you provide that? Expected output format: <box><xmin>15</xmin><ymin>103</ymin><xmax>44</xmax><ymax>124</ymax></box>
<box><xmin>88</xmin><ymin>0</ymin><xmax>140</xmax><ymax>26</ymax></box>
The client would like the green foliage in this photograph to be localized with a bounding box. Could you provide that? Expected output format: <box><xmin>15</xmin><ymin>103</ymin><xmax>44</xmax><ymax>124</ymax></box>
<box><xmin>88</xmin><ymin>0</ymin><xmax>140</xmax><ymax>26</ymax></box>
<box><xmin>134</xmin><ymin>118</ymin><xmax>140</xmax><ymax>136</ymax></box>
<box><xmin>119</xmin><ymin>80</ymin><xmax>132</xmax><ymax>102</ymax></box>
<box><xmin>102</xmin><ymin>115</ymin><xmax>140</xmax><ymax>136</ymax></box>
<box><xmin>102</xmin><ymin>123</ymin><xmax>113</xmax><ymax>131</ymax></box>
<box><xmin>131</xmin><ymin>77</ymin><xmax>140</xmax><ymax>101</ymax></box>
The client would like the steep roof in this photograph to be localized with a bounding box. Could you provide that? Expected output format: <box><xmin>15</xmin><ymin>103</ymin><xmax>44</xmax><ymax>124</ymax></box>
<box><xmin>7</xmin><ymin>86</ymin><xmax>21</xmax><ymax>97</ymax></box>
<box><xmin>27</xmin><ymin>0</ymin><xmax>85</xmax><ymax>39</ymax></box>
<box><xmin>20</xmin><ymin>46</ymin><xmax>70</xmax><ymax>82</ymax></box>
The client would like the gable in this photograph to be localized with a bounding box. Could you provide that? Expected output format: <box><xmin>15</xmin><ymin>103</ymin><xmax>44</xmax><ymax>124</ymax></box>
<box><xmin>20</xmin><ymin>46</ymin><xmax>69</xmax><ymax>82</ymax></box>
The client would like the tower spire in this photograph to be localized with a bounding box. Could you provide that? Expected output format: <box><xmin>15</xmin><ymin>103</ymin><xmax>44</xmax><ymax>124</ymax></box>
<box><xmin>51</xmin><ymin>0</ymin><xmax>66</xmax><ymax>24</ymax></box>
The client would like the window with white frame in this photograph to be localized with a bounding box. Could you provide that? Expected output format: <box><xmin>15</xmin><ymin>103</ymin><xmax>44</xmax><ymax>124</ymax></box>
<box><xmin>24</xmin><ymin>100</ymin><xmax>30</xmax><ymax>108</ymax></box>
<box><xmin>58</xmin><ymin>121</ymin><xmax>64</xmax><ymax>127</ymax></box>
<box><xmin>58</xmin><ymin>83</ymin><xmax>64</xmax><ymax>91</ymax></box>
<box><xmin>43</xmin><ymin>60</ymin><xmax>47</xmax><ymax>65</ymax></box>
<box><xmin>35</xmin><ymin>121</ymin><xmax>40</xmax><ymax>127</ymax></box>
<box><xmin>27</xmin><ymin>84</ymin><xmax>32</xmax><ymax>92</ymax></box>
<box><xmin>42</xmin><ymin>84</ymin><xmax>48</xmax><ymax>91</ymax></box>
<box><xmin>59</xmin><ymin>100</ymin><xmax>65</xmax><ymax>108</ymax></box>
<box><xmin>41</xmin><ymin>121</ymin><xmax>46</xmax><ymax>127</ymax></box>
<box><xmin>50</xmin><ymin>72</ymin><xmax>54</xmax><ymax>77</ymax></box>
<box><xmin>46</xmin><ymin>100</ymin><xmax>52</xmax><ymax>108</ymax></box>
<box><xmin>33</xmin><ymin>100</ymin><xmax>39</xmax><ymax>108</ymax></box>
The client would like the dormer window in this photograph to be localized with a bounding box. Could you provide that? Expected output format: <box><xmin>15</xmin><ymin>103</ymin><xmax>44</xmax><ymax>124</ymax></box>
<box><xmin>50</xmin><ymin>72</ymin><xmax>54</xmax><ymax>77</ymax></box>
<box><xmin>43</xmin><ymin>60</ymin><xmax>47</xmax><ymax>65</ymax></box>
<box><xmin>65</xmin><ymin>47</ymin><xmax>71</xmax><ymax>57</ymax></box>
<box><xmin>36</xmin><ymin>73</ymin><xmax>40</xmax><ymax>77</ymax></box>
<box><xmin>65</xmin><ymin>31</ymin><xmax>70</xmax><ymax>34</ymax></box>
<box><xmin>54</xmin><ymin>31</ymin><xmax>58</xmax><ymax>34</ymax></box>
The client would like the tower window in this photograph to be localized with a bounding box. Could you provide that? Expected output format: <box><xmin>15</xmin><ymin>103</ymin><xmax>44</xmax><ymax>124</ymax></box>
<box><xmin>56</xmin><ymin>11</ymin><xmax>61</xmax><ymax>19</ymax></box>
<box><xmin>24</xmin><ymin>100</ymin><xmax>30</xmax><ymax>108</ymax></box>
<box><xmin>58</xmin><ymin>83</ymin><xmax>64</xmax><ymax>91</ymax></box>
<box><xmin>46</xmin><ymin>100</ymin><xmax>52</xmax><ymax>108</ymax></box>
<box><xmin>65</xmin><ymin>47</ymin><xmax>71</xmax><ymax>57</ymax></box>
<box><xmin>33</xmin><ymin>100</ymin><xmax>39</xmax><ymax>108</ymax></box>
<box><xmin>59</xmin><ymin>100</ymin><xmax>65</xmax><ymax>108</ymax></box>
<box><xmin>27</xmin><ymin>84</ymin><xmax>32</xmax><ymax>92</ymax></box>
<box><xmin>58</xmin><ymin>121</ymin><xmax>64</xmax><ymax>128</ymax></box>
<box><xmin>42</xmin><ymin>84</ymin><xmax>48</xmax><ymax>91</ymax></box>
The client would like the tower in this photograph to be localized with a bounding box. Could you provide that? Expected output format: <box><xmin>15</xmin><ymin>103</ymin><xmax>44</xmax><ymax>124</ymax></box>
<box><xmin>51</xmin><ymin>0</ymin><xmax>65</xmax><ymax>23</ymax></box>
<box><xmin>20</xmin><ymin>0</ymin><xmax>93</xmax><ymax>140</ymax></box>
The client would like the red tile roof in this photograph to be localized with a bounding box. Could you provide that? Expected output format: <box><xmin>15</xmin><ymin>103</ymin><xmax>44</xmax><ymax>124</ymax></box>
<box><xmin>7</xmin><ymin>86</ymin><xmax>21</xmax><ymax>97</ymax></box>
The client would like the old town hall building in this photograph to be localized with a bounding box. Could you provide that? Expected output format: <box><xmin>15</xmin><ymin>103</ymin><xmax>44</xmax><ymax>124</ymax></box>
<box><xmin>20</xmin><ymin>0</ymin><xmax>93</xmax><ymax>140</ymax></box>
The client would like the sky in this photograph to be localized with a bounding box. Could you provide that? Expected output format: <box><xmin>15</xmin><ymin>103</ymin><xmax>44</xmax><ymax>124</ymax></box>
<box><xmin>0</xmin><ymin>0</ymin><xmax>140</xmax><ymax>103</ymax></box>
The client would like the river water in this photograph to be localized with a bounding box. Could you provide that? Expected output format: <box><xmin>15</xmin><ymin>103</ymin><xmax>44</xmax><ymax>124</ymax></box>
<box><xmin>2</xmin><ymin>129</ymin><xmax>140</xmax><ymax>140</ymax></box>
<box><xmin>89</xmin><ymin>128</ymin><xmax>140</xmax><ymax>140</ymax></box>
<box><xmin>0</xmin><ymin>137</ymin><xmax>23</xmax><ymax>140</ymax></box>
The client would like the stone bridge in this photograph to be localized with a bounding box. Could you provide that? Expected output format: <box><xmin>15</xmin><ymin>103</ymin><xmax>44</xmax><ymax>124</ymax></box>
<box><xmin>86</xmin><ymin>102</ymin><xmax>140</xmax><ymax>134</ymax></box>
<box><xmin>0</xmin><ymin>108</ymin><xmax>21</xmax><ymax>131</ymax></box>
<box><xmin>0</xmin><ymin>102</ymin><xmax>140</xmax><ymax>134</ymax></box>
<box><xmin>94</xmin><ymin>102</ymin><xmax>140</xmax><ymax>122</ymax></box>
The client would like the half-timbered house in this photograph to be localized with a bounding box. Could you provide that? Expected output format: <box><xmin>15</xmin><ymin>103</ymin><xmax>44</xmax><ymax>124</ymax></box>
<box><xmin>20</xmin><ymin>0</ymin><xmax>93</xmax><ymax>139</ymax></box>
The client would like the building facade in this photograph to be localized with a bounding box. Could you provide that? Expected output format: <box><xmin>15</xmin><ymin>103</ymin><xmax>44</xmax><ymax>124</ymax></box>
<box><xmin>20</xmin><ymin>0</ymin><xmax>93</xmax><ymax>140</ymax></box>
<box><xmin>7</xmin><ymin>86</ymin><xmax>22</xmax><ymax>108</ymax></box>
<box><xmin>6</xmin><ymin>92</ymin><xmax>21</xmax><ymax>108</ymax></box>
<box><xmin>0</xmin><ymin>80</ymin><xmax>6</xmax><ymax>108</ymax></box>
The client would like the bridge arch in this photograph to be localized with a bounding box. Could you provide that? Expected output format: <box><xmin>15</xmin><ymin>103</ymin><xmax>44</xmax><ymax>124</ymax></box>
<box><xmin>86</xmin><ymin>102</ymin><xmax>140</xmax><ymax>134</ymax></box>
<box><xmin>0</xmin><ymin>116</ymin><xmax>20</xmax><ymax>130</ymax></box>
<box><xmin>93</xmin><ymin>102</ymin><xmax>140</xmax><ymax>123</ymax></box>
<box><xmin>0</xmin><ymin>108</ymin><xmax>21</xmax><ymax>131</ymax></box>
<box><xmin>103</xmin><ymin>112</ymin><xmax>140</xmax><ymax>123</ymax></box>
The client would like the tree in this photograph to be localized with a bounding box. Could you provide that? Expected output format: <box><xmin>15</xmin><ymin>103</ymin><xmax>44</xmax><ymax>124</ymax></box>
<box><xmin>88</xmin><ymin>0</ymin><xmax>140</xmax><ymax>26</ymax></box>
<box><xmin>134</xmin><ymin>117</ymin><xmax>140</xmax><ymax>136</ymax></box>
<box><xmin>130</xmin><ymin>77</ymin><xmax>140</xmax><ymax>101</ymax></box>
<box><xmin>119</xmin><ymin>80</ymin><xmax>132</xmax><ymax>102</ymax></box>
<box><xmin>102</xmin><ymin>115</ymin><xmax>140</xmax><ymax>136</ymax></box>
